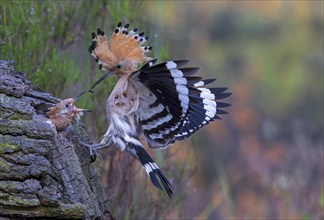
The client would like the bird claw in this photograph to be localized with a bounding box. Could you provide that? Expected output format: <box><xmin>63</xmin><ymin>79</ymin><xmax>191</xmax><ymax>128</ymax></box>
<box><xmin>80</xmin><ymin>141</ymin><xmax>101</xmax><ymax>162</ymax></box>
<box><xmin>88</xmin><ymin>147</ymin><xmax>98</xmax><ymax>162</ymax></box>
<box><xmin>89</xmin><ymin>151</ymin><xmax>97</xmax><ymax>162</ymax></box>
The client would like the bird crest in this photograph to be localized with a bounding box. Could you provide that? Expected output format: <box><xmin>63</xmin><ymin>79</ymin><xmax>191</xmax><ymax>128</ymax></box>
<box><xmin>88</xmin><ymin>22</ymin><xmax>152</xmax><ymax>75</ymax></box>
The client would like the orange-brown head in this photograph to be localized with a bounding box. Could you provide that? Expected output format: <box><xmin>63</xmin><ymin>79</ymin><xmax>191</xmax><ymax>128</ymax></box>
<box><xmin>47</xmin><ymin>98</ymin><xmax>91</xmax><ymax>131</ymax></box>
<box><xmin>88</xmin><ymin>21</ymin><xmax>152</xmax><ymax>76</ymax></box>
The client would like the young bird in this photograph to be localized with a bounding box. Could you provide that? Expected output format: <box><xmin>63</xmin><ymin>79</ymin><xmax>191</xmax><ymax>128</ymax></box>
<box><xmin>85</xmin><ymin>21</ymin><xmax>231</xmax><ymax>198</ymax></box>
<box><xmin>46</xmin><ymin>98</ymin><xmax>90</xmax><ymax>131</ymax></box>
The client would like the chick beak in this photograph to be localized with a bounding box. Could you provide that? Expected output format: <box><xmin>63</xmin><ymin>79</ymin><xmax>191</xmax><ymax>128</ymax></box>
<box><xmin>70</xmin><ymin>99</ymin><xmax>92</xmax><ymax>118</ymax></box>
<box><xmin>73</xmin><ymin>108</ymin><xmax>92</xmax><ymax>114</ymax></box>
<box><xmin>71</xmin><ymin>105</ymin><xmax>92</xmax><ymax>114</ymax></box>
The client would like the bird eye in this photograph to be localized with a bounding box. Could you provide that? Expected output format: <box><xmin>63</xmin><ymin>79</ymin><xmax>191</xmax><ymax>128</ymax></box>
<box><xmin>117</xmin><ymin>64</ymin><xmax>122</xmax><ymax>69</ymax></box>
<box><xmin>65</xmin><ymin>104</ymin><xmax>69</xmax><ymax>108</ymax></box>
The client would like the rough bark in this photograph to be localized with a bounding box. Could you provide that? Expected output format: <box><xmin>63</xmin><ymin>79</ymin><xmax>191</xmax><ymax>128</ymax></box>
<box><xmin>0</xmin><ymin>60</ymin><xmax>114</xmax><ymax>219</ymax></box>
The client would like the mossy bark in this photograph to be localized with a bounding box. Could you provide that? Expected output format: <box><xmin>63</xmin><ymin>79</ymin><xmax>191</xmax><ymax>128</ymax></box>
<box><xmin>0</xmin><ymin>60</ymin><xmax>114</xmax><ymax>219</ymax></box>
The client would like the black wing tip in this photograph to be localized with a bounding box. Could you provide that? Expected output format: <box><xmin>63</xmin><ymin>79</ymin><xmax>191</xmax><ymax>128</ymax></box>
<box><xmin>203</xmin><ymin>78</ymin><xmax>216</xmax><ymax>85</ymax></box>
<box><xmin>174</xmin><ymin>59</ymin><xmax>189</xmax><ymax>62</ymax></box>
<box><xmin>215</xmin><ymin>92</ymin><xmax>231</xmax><ymax>100</ymax></box>
<box><xmin>173</xmin><ymin>60</ymin><xmax>189</xmax><ymax>66</ymax></box>
<box><xmin>149</xmin><ymin>58</ymin><xmax>158</xmax><ymax>65</ymax></box>
<box><xmin>216</xmin><ymin>109</ymin><xmax>229</xmax><ymax>115</ymax></box>
<box><xmin>181</xmin><ymin>67</ymin><xmax>200</xmax><ymax>76</ymax></box>
<box><xmin>217</xmin><ymin>101</ymin><xmax>232</xmax><ymax>108</ymax></box>
<box><xmin>210</xmin><ymin>87</ymin><xmax>228</xmax><ymax>93</ymax></box>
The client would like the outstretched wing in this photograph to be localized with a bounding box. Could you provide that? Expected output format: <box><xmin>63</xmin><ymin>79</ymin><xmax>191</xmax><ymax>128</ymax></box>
<box><xmin>131</xmin><ymin>60</ymin><xmax>231</xmax><ymax>149</ymax></box>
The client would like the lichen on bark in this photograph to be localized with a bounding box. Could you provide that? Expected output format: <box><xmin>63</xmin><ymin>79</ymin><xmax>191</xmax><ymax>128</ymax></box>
<box><xmin>0</xmin><ymin>60</ymin><xmax>114</xmax><ymax>219</ymax></box>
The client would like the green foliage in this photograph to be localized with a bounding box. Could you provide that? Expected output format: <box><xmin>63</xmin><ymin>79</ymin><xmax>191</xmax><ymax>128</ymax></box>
<box><xmin>107</xmin><ymin>0</ymin><xmax>143</xmax><ymax>22</ymax></box>
<box><xmin>0</xmin><ymin>1</ymin><xmax>145</xmax><ymax>96</ymax></box>
<box><xmin>1</xmin><ymin>1</ymin><xmax>80</xmax><ymax>95</ymax></box>
<box><xmin>249</xmin><ymin>23</ymin><xmax>312</xmax><ymax>117</ymax></box>
<box><xmin>320</xmin><ymin>189</ymin><xmax>324</xmax><ymax>208</ymax></box>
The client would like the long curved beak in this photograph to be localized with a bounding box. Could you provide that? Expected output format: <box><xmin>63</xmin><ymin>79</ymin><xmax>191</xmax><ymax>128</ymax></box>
<box><xmin>89</xmin><ymin>71</ymin><xmax>111</xmax><ymax>93</ymax></box>
<box><xmin>74</xmin><ymin>91</ymin><xmax>87</xmax><ymax>100</ymax></box>
<box><xmin>74</xmin><ymin>71</ymin><xmax>111</xmax><ymax>100</ymax></box>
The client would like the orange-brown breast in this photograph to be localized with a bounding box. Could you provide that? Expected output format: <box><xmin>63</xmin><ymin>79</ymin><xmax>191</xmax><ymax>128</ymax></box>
<box><xmin>49</xmin><ymin>116</ymin><xmax>73</xmax><ymax>131</ymax></box>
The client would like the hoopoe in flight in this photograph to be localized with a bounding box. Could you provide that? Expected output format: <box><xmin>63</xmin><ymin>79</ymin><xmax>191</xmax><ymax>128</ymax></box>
<box><xmin>84</xmin><ymin>21</ymin><xmax>231</xmax><ymax>198</ymax></box>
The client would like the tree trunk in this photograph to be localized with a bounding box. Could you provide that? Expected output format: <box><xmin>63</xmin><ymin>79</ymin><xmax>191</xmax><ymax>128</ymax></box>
<box><xmin>0</xmin><ymin>60</ymin><xmax>114</xmax><ymax>219</ymax></box>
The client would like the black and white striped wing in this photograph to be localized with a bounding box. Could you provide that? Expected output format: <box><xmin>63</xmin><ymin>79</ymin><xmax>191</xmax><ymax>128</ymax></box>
<box><xmin>174</xmin><ymin>83</ymin><xmax>231</xmax><ymax>141</ymax></box>
<box><xmin>131</xmin><ymin>60</ymin><xmax>231</xmax><ymax>148</ymax></box>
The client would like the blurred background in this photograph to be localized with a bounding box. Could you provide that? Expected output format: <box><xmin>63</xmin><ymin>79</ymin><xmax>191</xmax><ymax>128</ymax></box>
<box><xmin>1</xmin><ymin>1</ymin><xmax>323</xmax><ymax>219</ymax></box>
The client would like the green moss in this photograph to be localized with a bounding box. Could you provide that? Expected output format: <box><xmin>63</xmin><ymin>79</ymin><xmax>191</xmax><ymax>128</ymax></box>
<box><xmin>0</xmin><ymin>203</ymin><xmax>86</xmax><ymax>218</ymax></box>
<box><xmin>0</xmin><ymin>143</ymin><xmax>20</xmax><ymax>154</ymax></box>
<box><xmin>57</xmin><ymin>203</ymin><xmax>86</xmax><ymax>218</ymax></box>
<box><xmin>0</xmin><ymin>159</ymin><xmax>10</xmax><ymax>172</ymax></box>
<box><xmin>8</xmin><ymin>196</ymin><xmax>40</xmax><ymax>207</ymax></box>
<box><xmin>0</xmin><ymin>110</ymin><xmax>30</xmax><ymax>120</ymax></box>
<box><xmin>41</xmin><ymin>203</ymin><xmax>86</xmax><ymax>218</ymax></box>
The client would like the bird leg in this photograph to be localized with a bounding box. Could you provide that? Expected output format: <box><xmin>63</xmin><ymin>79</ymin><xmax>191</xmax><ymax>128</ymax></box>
<box><xmin>80</xmin><ymin>138</ymin><xmax>113</xmax><ymax>162</ymax></box>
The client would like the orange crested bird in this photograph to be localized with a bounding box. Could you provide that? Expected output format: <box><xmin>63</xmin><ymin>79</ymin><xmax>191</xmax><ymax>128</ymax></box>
<box><xmin>46</xmin><ymin>98</ymin><xmax>91</xmax><ymax>131</ymax></box>
<box><xmin>83</xmin><ymin>21</ymin><xmax>231</xmax><ymax>198</ymax></box>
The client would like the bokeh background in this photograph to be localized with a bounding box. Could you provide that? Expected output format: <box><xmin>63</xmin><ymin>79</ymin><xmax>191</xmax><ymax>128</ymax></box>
<box><xmin>1</xmin><ymin>1</ymin><xmax>323</xmax><ymax>219</ymax></box>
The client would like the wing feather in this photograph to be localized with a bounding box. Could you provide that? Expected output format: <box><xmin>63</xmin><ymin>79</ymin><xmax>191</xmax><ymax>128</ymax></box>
<box><xmin>131</xmin><ymin>60</ymin><xmax>231</xmax><ymax>148</ymax></box>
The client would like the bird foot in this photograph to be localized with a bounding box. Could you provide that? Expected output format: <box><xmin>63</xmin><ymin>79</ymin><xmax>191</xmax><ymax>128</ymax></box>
<box><xmin>80</xmin><ymin>142</ymin><xmax>103</xmax><ymax>162</ymax></box>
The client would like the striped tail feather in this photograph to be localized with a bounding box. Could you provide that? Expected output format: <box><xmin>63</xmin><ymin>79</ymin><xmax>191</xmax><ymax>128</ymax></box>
<box><xmin>130</xmin><ymin>143</ymin><xmax>174</xmax><ymax>198</ymax></box>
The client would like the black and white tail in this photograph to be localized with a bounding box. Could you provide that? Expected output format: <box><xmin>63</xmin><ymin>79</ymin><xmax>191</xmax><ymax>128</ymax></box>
<box><xmin>129</xmin><ymin>143</ymin><xmax>174</xmax><ymax>198</ymax></box>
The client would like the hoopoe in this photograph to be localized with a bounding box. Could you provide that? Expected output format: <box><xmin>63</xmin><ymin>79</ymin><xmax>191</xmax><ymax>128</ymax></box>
<box><xmin>84</xmin><ymin>21</ymin><xmax>231</xmax><ymax>198</ymax></box>
<box><xmin>46</xmin><ymin>98</ymin><xmax>91</xmax><ymax>131</ymax></box>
